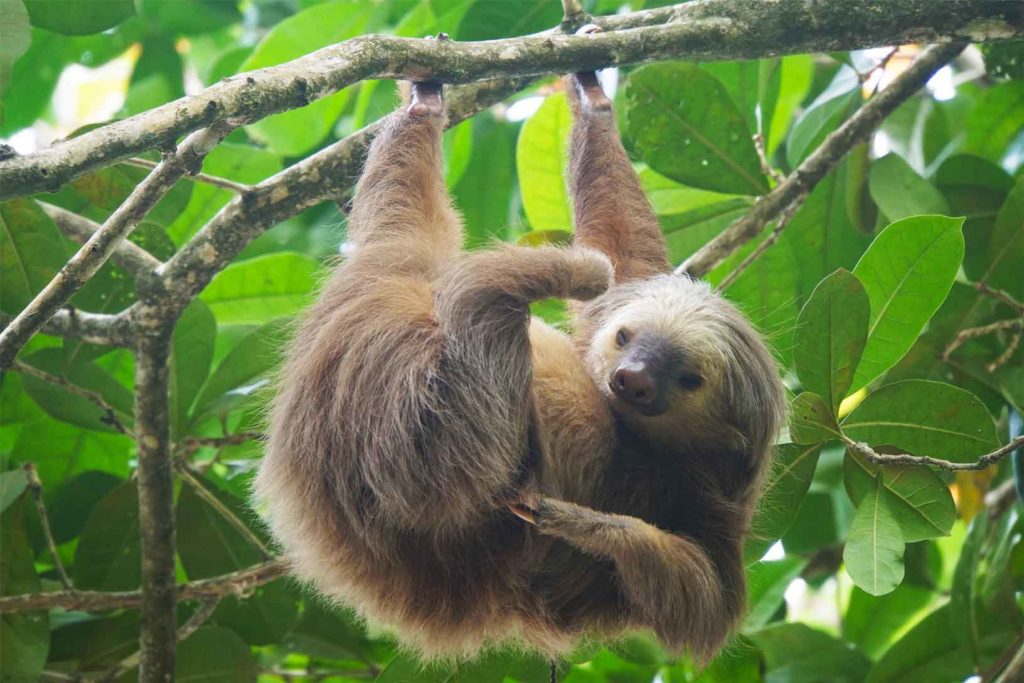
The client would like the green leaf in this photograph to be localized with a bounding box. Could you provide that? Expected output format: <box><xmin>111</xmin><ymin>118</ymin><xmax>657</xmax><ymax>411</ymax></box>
<box><xmin>842</xmin><ymin>380</ymin><xmax>1000</xmax><ymax>462</ymax></box>
<box><xmin>844</xmin><ymin>476</ymin><xmax>905</xmax><ymax>596</ymax></box>
<box><xmin>193</xmin><ymin>319</ymin><xmax>287</xmax><ymax>421</ymax></box>
<box><xmin>171</xmin><ymin>301</ymin><xmax>216</xmax><ymax>438</ymax></box>
<box><xmin>844</xmin><ymin>450</ymin><xmax>955</xmax><ymax>543</ymax></box>
<box><xmin>866</xmin><ymin>605</ymin><xmax>972</xmax><ymax>682</ymax></box>
<box><xmin>787</xmin><ymin>66</ymin><xmax>860</xmax><ymax>168</ymax></box>
<box><xmin>851</xmin><ymin>215</ymin><xmax>965</xmax><ymax>391</ymax></box>
<box><xmin>50</xmin><ymin>612</ymin><xmax>138</xmax><ymax>669</ymax></box>
<box><xmin>0</xmin><ymin>199</ymin><xmax>67</xmax><ymax>314</ymax></box>
<box><xmin>454</xmin><ymin>116</ymin><xmax>518</xmax><ymax>246</ymax></box>
<box><xmin>963</xmin><ymin>79</ymin><xmax>1024</xmax><ymax>164</ymax></box>
<box><xmin>844</xmin><ymin>584</ymin><xmax>933</xmax><ymax>660</ymax></box>
<box><xmin>58</xmin><ymin>163</ymin><xmax>193</xmax><ymax>228</ymax></box>
<box><xmin>120</xmin><ymin>35</ymin><xmax>184</xmax><ymax>118</ymax></box>
<box><xmin>0</xmin><ymin>496</ymin><xmax>49</xmax><ymax>681</ymax></box>
<box><xmin>0</xmin><ymin>0</ymin><xmax>30</xmax><ymax>94</ymax></box>
<box><xmin>200</xmin><ymin>252</ymin><xmax>318</xmax><ymax>325</ymax></box>
<box><xmin>241</xmin><ymin>1</ymin><xmax>374</xmax><ymax>156</ymax></box>
<box><xmin>702</xmin><ymin>58</ymin><xmax>781</xmax><ymax>140</ymax></box>
<box><xmin>23</xmin><ymin>0</ymin><xmax>133</xmax><ymax>35</ymax></box>
<box><xmin>950</xmin><ymin>514</ymin><xmax>987</xmax><ymax>663</ymax></box>
<box><xmin>744</xmin><ymin>556</ymin><xmax>807</xmax><ymax>630</ymax></box>
<box><xmin>748</xmin><ymin>622</ymin><xmax>870</xmax><ymax>683</ymax></box>
<box><xmin>795</xmin><ymin>269</ymin><xmax>870</xmax><ymax>413</ymax></box>
<box><xmin>12</xmin><ymin>418</ymin><xmax>132</xmax><ymax>487</ymax></box>
<box><xmin>213</xmin><ymin>580</ymin><xmax>298</xmax><ymax>646</ymax></box>
<box><xmin>176</xmin><ymin>626</ymin><xmax>258</xmax><ymax>682</ymax></box>
<box><xmin>981</xmin><ymin>175</ymin><xmax>1024</xmax><ymax>300</ymax></box>
<box><xmin>625</xmin><ymin>63</ymin><xmax>768</xmax><ymax>195</ymax></box>
<box><xmin>766</xmin><ymin>54</ymin><xmax>814</xmax><ymax>156</ymax></box>
<box><xmin>73</xmin><ymin>481</ymin><xmax>140</xmax><ymax>591</ymax></box>
<box><xmin>0</xmin><ymin>468</ymin><xmax>28</xmax><ymax>513</ymax></box>
<box><xmin>789</xmin><ymin>392</ymin><xmax>841</xmax><ymax>445</ymax></box>
<box><xmin>444</xmin><ymin>118</ymin><xmax>473</xmax><ymax>187</ymax></box>
<box><xmin>177</xmin><ymin>481</ymin><xmax>262</xmax><ymax>579</ymax></box>
<box><xmin>746</xmin><ymin>443</ymin><xmax>822</xmax><ymax>561</ymax></box>
<box><xmin>516</xmin><ymin>92</ymin><xmax>572</xmax><ymax>231</ymax></box>
<box><xmin>47</xmin><ymin>470</ymin><xmax>122</xmax><ymax>544</ymax></box>
<box><xmin>455</xmin><ymin>0</ymin><xmax>560</xmax><ymax>40</ymax></box>
<box><xmin>286</xmin><ymin>598</ymin><xmax>374</xmax><ymax>663</ymax></box>
<box><xmin>20</xmin><ymin>348</ymin><xmax>134</xmax><ymax>433</ymax></box>
<box><xmin>137</xmin><ymin>0</ymin><xmax>241</xmax><ymax>36</ymax></box>
<box><xmin>868</xmin><ymin>154</ymin><xmax>950</xmax><ymax>222</ymax></box>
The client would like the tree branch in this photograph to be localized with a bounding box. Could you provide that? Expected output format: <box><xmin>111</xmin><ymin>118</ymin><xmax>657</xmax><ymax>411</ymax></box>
<box><xmin>680</xmin><ymin>40</ymin><xmax>969</xmax><ymax>277</ymax></box>
<box><xmin>40</xmin><ymin>202</ymin><xmax>163</xmax><ymax>277</ymax></box>
<box><xmin>22</xmin><ymin>464</ymin><xmax>72</xmax><ymax>590</ymax></box>
<box><xmin>122</xmin><ymin>157</ymin><xmax>251</xmax><ymax>194</ymax></box>
<box><xmin>0</xmin><ymin>559</ymin><xmax>286</xmax><ymax>613</ymax></box>
<box><xmin>13</xmin><ymin>361</ymin><xmax>131</xmax><ymax>434</ymax></box>
<box><xmin>0</xmin><ymin>125</ymin><xmax>231</xmax><ymax>370</ymax></box>
<box><xmin>176</xmin><ymin>464</ymin><xmax>272</xmax><ymax>560</ymax></box>
<box><xmin>843</xmin><ymin>435</ymin><xmax>1024</xmax><ymax>472</ymax></box>
<box><xmin>0</xmin><ymin>308</ymin><xmax>131</xmax><ymax>348</ymax></box>
<box><xmin>1</xmin><ymin>0</ymin><xmax>1019</xmax><ymax>200</ymax></box>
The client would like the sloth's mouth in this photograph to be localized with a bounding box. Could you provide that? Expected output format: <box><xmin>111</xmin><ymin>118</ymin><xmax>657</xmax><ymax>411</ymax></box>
<box><xmin>608</xmin><ymin>389</ymin><xmax>668</xmax><ymax>417</ymax></box>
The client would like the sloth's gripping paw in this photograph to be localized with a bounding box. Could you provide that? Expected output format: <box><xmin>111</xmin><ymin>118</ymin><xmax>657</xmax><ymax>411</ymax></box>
<box><xmin>571</xmin><ymin>25</ymin><xmax>612</xmax><ymax>113</ymax></box>
<box><xmin>567</xmin><ymin>248</ymin><xmax>614</xmax><ymax>301</ymax></box>
<box><xmin>407</xmin><ymin>34</ymin><xmax>449</xmax><ymax>117</ymax></box>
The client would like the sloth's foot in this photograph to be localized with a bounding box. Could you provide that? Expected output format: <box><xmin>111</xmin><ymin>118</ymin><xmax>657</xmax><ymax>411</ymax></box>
<box><xmin>408</xmin><ymin>33</ymin><xmax>448</xmax><ymax>117</ymax></box>
<box><xmin>571</xmin><ymin>25</ymin><xmax>611</xmax><ymax>113</ymax></box>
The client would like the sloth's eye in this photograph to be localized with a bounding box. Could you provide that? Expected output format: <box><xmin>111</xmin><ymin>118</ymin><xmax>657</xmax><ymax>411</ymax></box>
<box><xmin>679</xmin><ymin>372</ymin><xmax>703</xmax><ymax>390</ymax></box>
<box><xmin>615</xmin><ymin>328</ymin><xmax>631</xmax><ymax>347</ymax></box>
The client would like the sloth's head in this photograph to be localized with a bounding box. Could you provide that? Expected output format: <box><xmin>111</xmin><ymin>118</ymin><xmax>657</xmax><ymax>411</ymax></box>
<box><xmin>581</xmin><ymin>275</ymin><xmax>785</xmax><ymax>459</ymax></box>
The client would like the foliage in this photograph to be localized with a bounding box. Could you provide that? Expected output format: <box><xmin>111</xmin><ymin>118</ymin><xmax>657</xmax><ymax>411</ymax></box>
<box><xmin>1</xmin><ymin>1</ymin><xmax>1024</xmax><ymax>682</ymax></box>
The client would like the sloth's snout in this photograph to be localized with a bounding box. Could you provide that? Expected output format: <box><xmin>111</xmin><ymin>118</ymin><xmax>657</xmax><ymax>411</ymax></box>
<box><xmin>612</xmin><ymin>364</ymin><xmax>656</xmax><ymax>406</ymax></box>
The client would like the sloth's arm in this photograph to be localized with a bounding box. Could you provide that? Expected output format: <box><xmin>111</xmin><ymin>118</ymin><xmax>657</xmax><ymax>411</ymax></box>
<box><xmin>511</xmin><ymin>496</ymin><xmax>738</xmax><ymax>659</ymax></box>
<box><xmin>565</xmin><ymin>68</ymin><xmax>671</xmax><ymax>283</ymax></box>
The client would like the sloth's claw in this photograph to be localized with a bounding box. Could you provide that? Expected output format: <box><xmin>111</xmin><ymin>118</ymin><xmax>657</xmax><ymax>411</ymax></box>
<box><xmin>571</xmin><ymin>26</ymin><xmax>611</xmax><ymax>113</ymax></box>
<box><xmin>408</xmin><ymin>81</ymin><xmax>444</xmax><ymax>117</ymax></box>
<box><xmin>506</xmin><ymin>493</ymin><xmax>541</xmax><ymax>526</ymax></box>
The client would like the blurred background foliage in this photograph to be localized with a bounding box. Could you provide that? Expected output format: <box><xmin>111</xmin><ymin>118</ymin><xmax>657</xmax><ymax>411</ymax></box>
<box><xmin>1</xmin><ymin>0</ymin><xmax>1024</xmax><ymax>682</ymax></box>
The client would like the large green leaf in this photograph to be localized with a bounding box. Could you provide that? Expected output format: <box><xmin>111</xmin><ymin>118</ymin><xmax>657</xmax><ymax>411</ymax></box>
<box><xmin>844</xmin><ymin>450</ymin><xmax>955</xmax><ymax>543</ymax></box>
<box><xmin>749</xmin><ymin>623</ymin><xmax>870</xmax><ymax>683</ymax></box>
<box><xmin>789</xmin><ymin>392</ymin><xmax>841</xmax><ymax>445</ymax></box>
<box><xmin>176</xmin><ymin>626</ymin><xmax>258</xmax><ymax>682</ymax></box>
<box><xmin>213</xmin><ymin>580</ymin><xmax>298</xmax><ymax>646</ymax></box>
<box><xmin>0</xmin><ymin>497</ymin><xmax>49</xmax><ymax>681</ymax></box>
<box><xmin>866</xmin><ymin>605</ymin><xmax>972</xmax><ymax>682</ymax></box>
<box><xmin>177</xmin><ymin>481</ymin><xmax>262</xmax><ymax>579</ymax></box>
<box><xmin>0</xmin><ymin>199</ymin><xmax>67</xmax><ymax>315</ymax></box>
<box><xmin>963</xmin><ymin>79</ymin><xmax>1024</xmax><ymax>164</ymax></box>
<box><xmin>0</xmin><ymin>469</ymin><xmax>27</xmax><ymax>513</ymax></box>
<box><xmin>456</xmin><ymin>0</ymin><xmax>559</xmax><ymax>40</ymax></box>
<box><xmin>120</xmin><ymin>34</ymin><xmax>184</xmax><ymax>118</ymax></box>
<box><xmin>844</xmin><ymin>476</ymin><xmax>904</xmax><ymax>596</ymax></box>
<box><xmin>794</xmin><ymin>269</ymin><xmax>870</xmax><ymax>413</ymax></box>
<box><xmin>981</xmin><ymin>175</ymin><xmax>1024</xmax><ymax>300</ymax></box>
<box><xmin>746</xmin><ymin>443</ymin><xmax>822</xmax><ymax>561</ymax></box>
<box><xmin>453</xmin><ymin>116</ymin><xmax>518</xmax><ymax>247</ymax></box>
<box><xmin>743</xmin><ymin>556</ymin><xmax>807</xmax><ymax>630</ymax></box>
<box><xmin>702</xmin><ymin>58</ymin><xmax>781</xmax><ymax>140</ymax></box>
<box><xmin>0</xmin><ymin>0</ymin><xmax>30</xmax><ymax>94</ymax></box>
<box><xmin>241</xmin><ymin>1</ymin><xmax>374</xmax><ymax>156</ymax></box>
<box><xmin>766</xmin><ymin>54</ymin><xmax>814</xmax><ymax>156</ymax></box>
<box><xmin>171</xmin><ymin>300</ymin><xmax>216</xmax><ymax>438</ymax></box>
<box><xmin>516</xmin><ymin>92</ymin><xmax>573</xmax><ymax>231</ymax></box>
<box><xmin>842</xmin><ymin>380</ymin><xmax>999</xmax><ymax>462</ymax></box>
<box><xmin>200</xmin><ymin>252</ymin><xmax>318</xmax><ymax>325</ymax></box>
<box><xmin>868</xmin><ymin>154</ymin><xmax>949</xmax><ymax>222</ymax></box>
<box><xmin>851</xmin><ymin>215</ymin><xmax>965</xmax><ymax>391</ymax></box>
<box><xmin>137</xmin><ymin>0</ymin><xmax>241</xmax><ymax>36</ymax></box>
<box><xmin>23</xmin><ymin>0</ymin><xmax>133</xmax><ymax>35</ymax></box>
<box><xmin>625</xmin><ymin>63</ymin><xmax>767</xmax><ymax>195</ymax></box>
<box><xmin>12</xmin><ymin>418</ymin><xmax>132</xmax><ymax>487</ymax></box>
<box><xmin>73</xmin><ymin>481</ymin><xmax>140</xmax><ymax>591</ymax></box>
<box><xmin>47</xmin><ymin>470</ymin><xmax>122</xmax><ymax>544</ymax></box>
<box><xmin>786</xmin><ymin>66</ymin><xmax>860</xmax><ymax>168</ymax></box>
<box><xmin>843</xmin><ymin>584</ymin><xmax>933</xmax><ymax>660</ymax></box>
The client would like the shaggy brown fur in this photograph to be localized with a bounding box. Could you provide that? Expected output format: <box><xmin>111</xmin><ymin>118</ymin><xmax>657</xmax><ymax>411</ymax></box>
<box><xmin>255</xmin><ymin>65</ymin><xmax>786</xmax><ymax>664</ymax></box>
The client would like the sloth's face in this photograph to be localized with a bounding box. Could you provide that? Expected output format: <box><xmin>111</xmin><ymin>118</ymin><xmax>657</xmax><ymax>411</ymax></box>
<box><xmin>582</xmin><ymin>275</ymin><xmax>784</xmax><ymax>454</ymax></box>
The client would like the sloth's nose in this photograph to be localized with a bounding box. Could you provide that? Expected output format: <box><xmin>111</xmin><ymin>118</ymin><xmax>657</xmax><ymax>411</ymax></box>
<box><xmin>612</xmin><ymin>365</ymin><xmax>656</xmax><ymax>405</ymax></box>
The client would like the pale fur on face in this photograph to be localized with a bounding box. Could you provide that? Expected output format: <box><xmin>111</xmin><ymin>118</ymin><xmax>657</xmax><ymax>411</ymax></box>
<box><xmin>582</xmin><ymin>275</ymin><xmax>785</xmax><ymax>457</ymax></box>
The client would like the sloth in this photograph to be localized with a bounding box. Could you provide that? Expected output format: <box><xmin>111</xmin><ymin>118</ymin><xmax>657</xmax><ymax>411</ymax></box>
<box><xmin>255</xmin><ymin>57</ymin><xmax>785</xmax><ymax>663</ymax></box>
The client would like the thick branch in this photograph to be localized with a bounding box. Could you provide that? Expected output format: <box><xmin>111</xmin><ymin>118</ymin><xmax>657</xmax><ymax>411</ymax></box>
<box><xmin>134</xmin><ymin>332</ymin><xmax>176</xmax><ymax>682</ymax></box>
<box><xmin>2</xmin><ymin>0</ymin><xmax>1019</xmax><ymax>200</ymax></box>
<box><xmin>0</xmin><ymin>308</ymin><xmax>131</xmax><ymax>347</ymax></box>
<box><xmin>0</xmin><ymin>126</ymin><xmax>229</xmax><ymax>370</ymax></box>
<box><xmin>680</xmin><ymin>40</ymin><xmax>968</xmax><ymax>277</ymax></box>
<box><xmin>0</xmin><ymin>560</ymin><xmax>286</xmax><ymax>613</ymax></box>
<box><xmin>844</xmin><ymin>435</ymin><xmax>1024</xmax><ymax>472</ymax></box>
<box><xmin>40</xmin><ymin>203</ymin><xmax>163</xmax><ymax>277</ymax></box>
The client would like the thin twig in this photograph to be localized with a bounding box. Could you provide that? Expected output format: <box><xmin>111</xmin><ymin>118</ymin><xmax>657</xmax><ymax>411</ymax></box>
<box><xmin>0</xmin><ymin>559</ymin><xmax>286</xmax><ymax>613</ymax></box>
<box><xmin>717</xmin><ymin>193</ymin><xmax>805</xmax><ymax>289</ymax></box>
<box><xmin>176</xmin><ymin>464</ymin><xmax>273</xmax><ymax>560</ymax></box>
<box><xmin>987</xmin><ymin>322</ymin><xmax>1022</xmax><ymax>372</ymax></box>
<box><xmin>178</xmin><ymin>431</ymin><xmax>265</xmax><ymax>459</ymax></box>
<box><xmin>40</xmin><ymin>202</ymin><xmax>163</xmax><ymax>277</ymax></box>
<box><xmin>843</xmin><ymin>434</ymin><xmax>1024</xmax><ymax>472</ymax></box>
<box><xmin>97</xmin><ymin>597</ymin><xmax>222</xmax><ymax>683</ymax></box>
<box><xmin>995</xmin><ymin>638</ymin><xmax>1024</xmax><ymax>683</ymax></box>
<box><xmin>753</xmin><ymin>133</ymin><xmax>785</xmax><ymax>184</ymax></box>
<box><xmin>976</xmin><ymin>281</ymin><xmax>1024</xmax><ymax>315</ymax></box>
<box><xmin>122</xmin><ymin>157</ymin><xmax>251</xmax><ymax>194</ymax></box>
<box><xmin>12</xmin><ymin>360</ymin><xmax>130</xmax><ymax>435</ymax></box>
<box><xmin>986</xmin><ymin>479</ymin><xmax>1018</xmax><ymax>520</ymax></box>
<box><xmin>22</xmin><ymin>464</ymin><xmax>72</xmax><ymax>590</ymax></box>
<box><xmin>942</xmin><ymin>318</ymin><xmax>1023</xmax><ymax>361</ymax></box>
<box><xmin>680</xmin><ymin>41</ymin><xmax>967</xmax><ymax>277</ymax></box>
<box><xmin>0</xmin><ymin>124</ymin><xmax>233</xmax><ymax>370</ymax></box>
